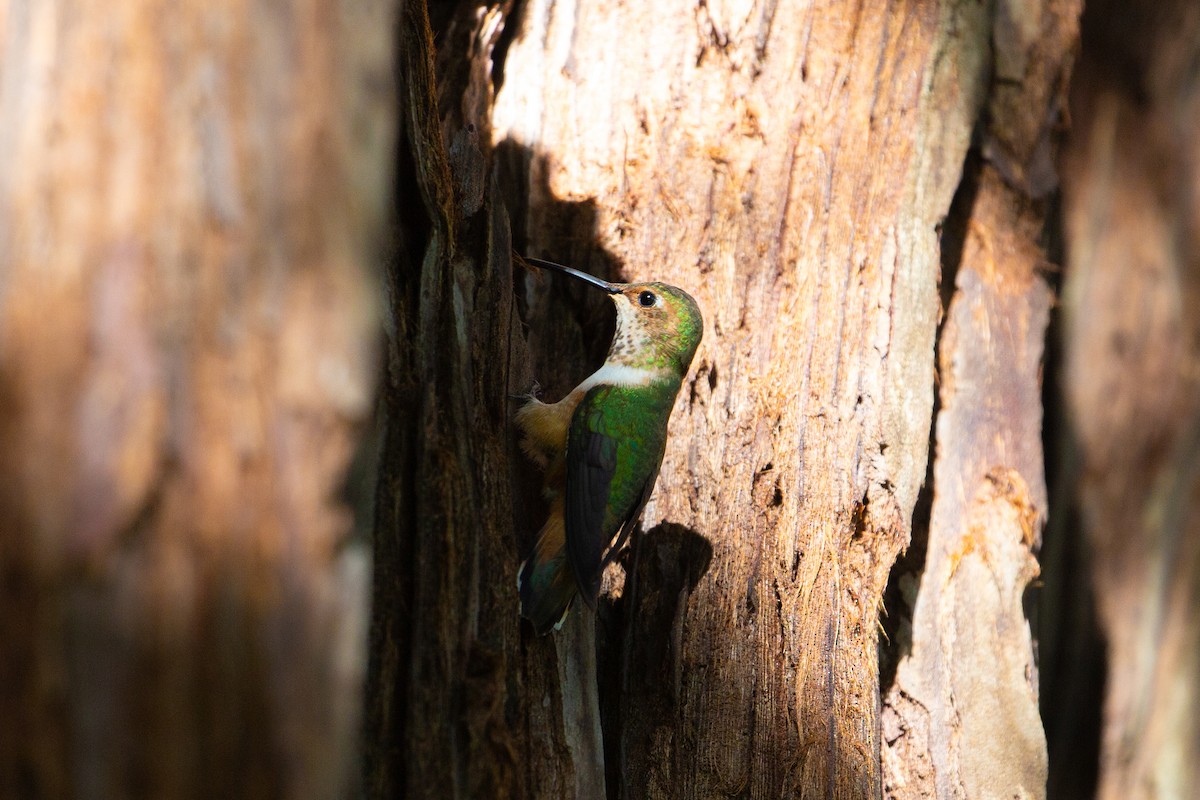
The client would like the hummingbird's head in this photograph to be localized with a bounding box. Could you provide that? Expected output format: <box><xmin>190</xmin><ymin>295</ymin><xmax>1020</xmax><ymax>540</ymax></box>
<box><xmin>608</xmin><ymin>282</ymin><xmax>703</xmax><ymax>376</ymax></box>
<box><xmin>523</xmin><ymin>256</ymin><xmax>704</xmax><ymax>378</ymax></box>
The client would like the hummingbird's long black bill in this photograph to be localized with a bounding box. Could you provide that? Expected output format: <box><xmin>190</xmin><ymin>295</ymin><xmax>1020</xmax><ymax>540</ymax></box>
<box><xmin>523</xmin><ymin>256</ymin><xmax>621</xmax><ymax>293</ymax></box>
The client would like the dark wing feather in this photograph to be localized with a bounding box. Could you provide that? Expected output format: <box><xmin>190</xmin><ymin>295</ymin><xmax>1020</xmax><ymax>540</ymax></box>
<box><xmin>564</xmin><ymin>409</ymin><xmax>619</xmax><ymax>606</ymax></box>
<box><xmin>565</xmin><ymin>386</ymin><xmax>668</xmax><ymax>607</ymax></box>
<box><xmin>602</xmin><ymin>465</ymin><xmax>657</xmax><ymax>569</ymax></box>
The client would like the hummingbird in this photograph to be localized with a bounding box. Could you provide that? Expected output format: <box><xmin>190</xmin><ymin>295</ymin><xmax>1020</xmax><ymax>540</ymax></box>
<box><xmin>515</xmin><ymin>256</ymin><xmax>703</xmax><ymax>634</ymax></box>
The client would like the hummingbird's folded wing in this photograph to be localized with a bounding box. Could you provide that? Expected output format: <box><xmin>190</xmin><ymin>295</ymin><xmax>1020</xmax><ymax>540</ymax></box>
<box><xmin>566</xmin><ymin>416</ymin><xmax>618</xmax><ymax>605</ymax></box>
<box><xmin>565</xmin><ymin>385</ymin><xmax>669</xmax><ymax>607</ymax></box>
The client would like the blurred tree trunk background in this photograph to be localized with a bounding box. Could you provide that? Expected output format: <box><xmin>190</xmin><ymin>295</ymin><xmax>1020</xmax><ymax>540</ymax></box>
<box><xmin>1055</xmin><ymin>1</ymin><xmax>1200</xmax><ymax>797</ymax></box>
<box><xmin>0</xmin><ymin>2</ymin><xmax>394</xmax><ymax>798</ymax></box>
<box><xmin>3</xmin><ymin>0</ymin><xmax>1199</xmax><ymax>798</ymax></box>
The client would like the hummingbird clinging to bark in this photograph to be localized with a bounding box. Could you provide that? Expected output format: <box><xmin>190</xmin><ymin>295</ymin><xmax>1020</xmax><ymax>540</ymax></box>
<box><xmin>515</xmin><ymin>256</ymin><xmax>703</xmax><ymax>634</ymax></box>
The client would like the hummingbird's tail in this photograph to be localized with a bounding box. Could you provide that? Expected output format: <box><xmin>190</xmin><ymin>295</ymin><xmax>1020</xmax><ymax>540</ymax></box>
<box><xmin>517</xmin><ymin>500</ymin><xmax>578</xmax><ymax>635</ymax></box>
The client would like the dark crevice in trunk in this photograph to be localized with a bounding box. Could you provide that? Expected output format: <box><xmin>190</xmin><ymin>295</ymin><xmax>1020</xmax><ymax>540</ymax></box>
<box><xmin>1039</xmin><ymin>175</ymin><xmax>1104</xmax><ymax>800</ymax></box>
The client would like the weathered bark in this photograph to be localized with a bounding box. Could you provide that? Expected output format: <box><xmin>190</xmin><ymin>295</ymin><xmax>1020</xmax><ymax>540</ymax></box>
<box><xmin>378</xmin><ymin>0</ymin><xmax>1082</xmax><ymax>798</ymax></box>
<box><xmin>882</xmin><ymin>2</ymin><xmax>1080</xmax><ymax>797</ymax></box>
<box><xmin>1061</xmin><ymin>1</ymin><xmax>1200</xmax><ymax>797</ymax></box>
<box><xmin>883</xmin><ymin>169</ymin><xmax>1055</xmax><ymax>798</ymax></box>
<box><xmin>0</xmin><ymin>3</ymin><xmax>393</xmax><ymax>797</ymax></box>
<box><xmin>497</xmin><ymin>0</ymin><xmax>960</xmax><ymax>791</ymax></box>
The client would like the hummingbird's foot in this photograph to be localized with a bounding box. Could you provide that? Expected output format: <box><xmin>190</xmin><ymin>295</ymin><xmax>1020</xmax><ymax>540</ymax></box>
<box><xmin>508</xmin><ymin>379</ymin><xmax>543</xmax><ymax>403</ymax></box>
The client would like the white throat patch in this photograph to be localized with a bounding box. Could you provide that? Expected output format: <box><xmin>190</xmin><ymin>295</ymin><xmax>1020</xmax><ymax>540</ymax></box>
<box><xmin>576</xmin><ymin>363</ymin><xmax>665</xmax><ymax>392</ymax></box>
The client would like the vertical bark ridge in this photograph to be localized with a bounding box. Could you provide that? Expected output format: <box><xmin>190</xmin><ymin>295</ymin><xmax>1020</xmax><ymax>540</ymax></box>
<box><xmin>883</xmin><ymin>1</ymin><xmax>1081</xmax><ymax>796</ymax></box>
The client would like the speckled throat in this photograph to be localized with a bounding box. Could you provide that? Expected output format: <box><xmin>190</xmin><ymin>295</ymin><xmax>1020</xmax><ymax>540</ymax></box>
<box><xmin>607</xmin><ymin>300</ymin><xmax>655</xmax><ymax>365</ymax></box>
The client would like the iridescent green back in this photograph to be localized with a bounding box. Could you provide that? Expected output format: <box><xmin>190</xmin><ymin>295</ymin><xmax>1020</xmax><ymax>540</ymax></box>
<box><xmin>564</xmin><ymin>380</ymin><xmax>679</xmax><ymax>600</ymax></box>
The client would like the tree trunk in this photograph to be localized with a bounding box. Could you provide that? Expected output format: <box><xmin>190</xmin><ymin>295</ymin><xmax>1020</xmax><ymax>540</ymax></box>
<box><xmin>376</xmin><ymin>1</ymin><xmax>1081</xmax><ymax>798</ymax></box>
<box><xmin>28</xmin><ymin>1</ymin><xmax>1200</xmax><ymax>798</ymax></box>
<box><xmin>493</xmin><ymin>2</ymin><xmax>974</xmax><ymax>796</ymax></box>
<box><xmin>20</xmin><ymin>1</ymin><xmax>1200</xmax><ymax>798</ymax></box>
<box><xmin>882</xmin><ymin>2</ymin><xmax>1079</xmax><ymax>796</ymax></box>
<box><xmin>1060</xmin><ymin>1</ymin><xmax>1200</xmax><ymax>796</ymax></box>
<box><xmin>0</xmin><ymin>3</ymin><xmax>393</xmax><ymax>797</ymax></box>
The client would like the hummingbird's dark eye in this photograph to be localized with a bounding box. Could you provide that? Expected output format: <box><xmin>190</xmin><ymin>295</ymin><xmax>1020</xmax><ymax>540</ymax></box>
<box><xmin>638</xmin><ymin>290</ymin><xmax>657</xmax><ymax>307</ymax></box>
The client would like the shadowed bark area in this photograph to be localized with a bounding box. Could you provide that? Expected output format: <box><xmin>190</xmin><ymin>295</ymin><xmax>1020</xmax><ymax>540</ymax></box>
<box><xmin>365</xmin><ymin>2</ymin><xmax>547</xmax><ymax>798</ymax></box>
<box><xmin>0</xmin><ymin>2</ymin><xmax>393</xmax><ymax>798</ymax></box>
<box><xmin>1061</xmin><ymin>1</ymin><xmax>1200</xmax><ymax>796</ymax></box>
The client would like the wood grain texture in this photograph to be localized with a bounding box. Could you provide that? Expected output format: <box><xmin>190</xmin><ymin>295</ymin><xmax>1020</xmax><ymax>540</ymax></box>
<box><xmin>0</xmin><ymin>2</ymin><xmax>393</xmax><ymax>797</ymax></box>
<box><xmin>365</xmin><ymin>2</ymin><xmax>544</xmax><ymax>798</ymax></box>
<box><xmin>378</xmin><ymin>1</ymin><xmax>1084</xmax><ymax>797</ymax></box>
